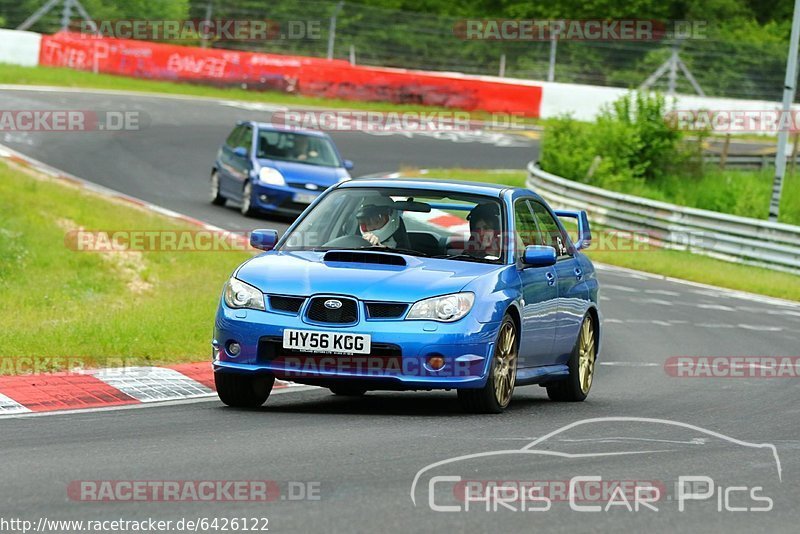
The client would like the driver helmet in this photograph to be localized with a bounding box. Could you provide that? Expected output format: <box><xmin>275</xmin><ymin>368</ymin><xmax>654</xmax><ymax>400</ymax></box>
<box><xmin>356</xmin><ymin>196</ymin><xmax>400</xmax><ymax>244</ymax></box>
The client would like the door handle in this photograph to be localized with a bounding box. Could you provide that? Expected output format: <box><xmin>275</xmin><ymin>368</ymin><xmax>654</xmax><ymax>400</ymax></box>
<box><xmin>545</xmin><ymin>272</ymin><xmax>555</xmax><ymax>286</ymax></box>
<box><xmin>574</xmin><ymin>267</ymin><xmax>583</xmax><ymax>280</ymax></box>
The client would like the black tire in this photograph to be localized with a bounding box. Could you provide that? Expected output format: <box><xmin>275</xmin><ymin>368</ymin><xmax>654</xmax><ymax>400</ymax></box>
<box><xmin>215</xmin><ymin>372</ymin><xmax>274</xmax><ymax>408</ymax></box>
<box><xmin>458</xmin><ymin>315</ymin><xmax>518</xmax><ymax>414</ymax></box>
<box><xmin>240</xmin><ymin>181</ymin><xmax>258</xmax><ymax>217</ymax></box>
<box><xmin>329</xmin><ymin>385</ymin><xmax>367</xmax><ymax>397</ymax></box>
<box><xmin>547</xmin><ymin>314</ymin><xmax>596</xmax><ymax>402</ymax></box>
<box><xmin>210</xmin><ymin>171</ymin><xmax>226</xmax><ymax>206</ymax></box>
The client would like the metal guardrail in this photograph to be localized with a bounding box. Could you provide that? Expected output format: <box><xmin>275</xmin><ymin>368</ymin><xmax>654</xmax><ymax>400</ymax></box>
<box><xmin>703</xmin><ymin>153</ymin><xmax>799</xmax><ymax>170</ymax></box>
<box><xmin>526</xmin><ymin>161</ymin><xmax>800</xmax><ymax>275</ymax></box>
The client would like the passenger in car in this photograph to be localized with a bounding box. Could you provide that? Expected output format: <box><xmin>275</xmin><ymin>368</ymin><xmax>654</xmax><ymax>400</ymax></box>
<box><xmin>466</xmin><ymin>203</ymin><xmax>502</xmax><ymax>259</ymax></box>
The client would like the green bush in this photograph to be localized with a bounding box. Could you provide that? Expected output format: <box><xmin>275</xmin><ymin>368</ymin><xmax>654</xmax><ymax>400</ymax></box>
<box><xmin>541</xmin><ymin>91</ymin><xmax>696</xmax><ymax>188</ymax></box>
<box><xmin>539</xmin><ymin>92</ymin><xmax>798</xmax><ymax>223</ymax></box>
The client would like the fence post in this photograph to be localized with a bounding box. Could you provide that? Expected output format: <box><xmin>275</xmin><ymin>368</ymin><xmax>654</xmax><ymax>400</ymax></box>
<box><xmin>327</xmin><ymin>2</ymin><xmax>344</xmax><ymax>60</ymax></box>
<box><xmin>547</xmin><ymin>29</ymin><xmax>558</xmax><ymax>82</ymax></box>
<box><xmin>200</xmin><ymin>2</ymin><xmax>212</xmax><ymax>48</ymax></box>
<box><xmin>499</xmin><ymin>53</ymin><xmax>506</xmax><ymax>77</ymax></box>
<box><xmin>349</xmin><ymin>44</ymin><xmax>356</xmax><ymax>65</ymax></box>
<box><xmin>719</xmin><ymin>134</ymin><xmax>730</xmax><ymax>170</ymax></box>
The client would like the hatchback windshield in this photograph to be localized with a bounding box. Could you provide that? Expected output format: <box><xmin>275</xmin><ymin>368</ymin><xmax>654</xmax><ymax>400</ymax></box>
<box><xmin>256</xmin><ymin>130</ymin><xmax>341</xmax><ymax>167</ymax></box>
<box><xmin>278</xmin><ymin>187</ymin><xmax>506</xmax><ymax>263</ymax></box>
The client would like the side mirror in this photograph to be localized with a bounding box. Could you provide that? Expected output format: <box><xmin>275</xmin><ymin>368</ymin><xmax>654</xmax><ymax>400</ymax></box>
<box><xmin>250</xmin><ymin>229</ymin><xmax>279</xmax><ymax>251</ymax></box>
<box><xmin>233</xmin><ymin>146</ymin><xmax>248</xmax><ymax>158</ymax></box>
<box><xmin>554</xmin><ymin>209</ymin><xmax>592</xmax><ymax>250</ymax></box>
<box><xmin>343</xmin><ymin>159</ymin><xmax>354</xmax><ymax>170</ymax></box>
<box><xmin>523</xmin><ymin>245</ymin><xmax>557</xmax><ymax>267</ymax></box>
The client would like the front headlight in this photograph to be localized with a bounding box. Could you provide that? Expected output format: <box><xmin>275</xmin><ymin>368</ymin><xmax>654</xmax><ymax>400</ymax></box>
<box><xmin>406</xmin><ymin>292</ymin><xmax>475</xmax><ymax>322</ymax></box>
<box><xmin>223</xmin><ymin>277</ymin><xmax>265</xmax><ymax>311</ymax></box>
<box><xmin>258</xmin><ymin>167</ymin><xmax>286</xmax><ymax>186</ymax></box>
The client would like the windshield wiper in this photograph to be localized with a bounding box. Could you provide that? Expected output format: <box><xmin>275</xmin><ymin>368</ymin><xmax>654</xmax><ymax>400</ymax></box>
<box><xmin>432</xmin><ymin>253</ymin><xmax>497</xmax><ymax>263</ymax></box>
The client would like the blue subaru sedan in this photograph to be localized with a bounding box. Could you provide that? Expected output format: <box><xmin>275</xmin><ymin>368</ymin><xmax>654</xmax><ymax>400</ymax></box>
<box><xmin>213</xmin><ymin>178</ymin><xmax>600</xmax><ymax>413</ymax></box>
<box><xmin>210</xmin><ymin>121</ymin><xmax>353</xmax><ymax>217</ymax></box>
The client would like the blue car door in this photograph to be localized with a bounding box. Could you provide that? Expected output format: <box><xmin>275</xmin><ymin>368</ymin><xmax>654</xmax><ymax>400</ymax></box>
<box><xmin>514</xmin><ymin>199</ymin><xmax>559</xmax><ymax>368</ymax></box>
<box><xmin>227</xmin><ymin>124</ymin><xmax>254</xmax><ymax>202</ymax></box>
<box><xmin>531</xmin><ymin>201</ymin><xmax>589</xmax><ymax>362</ymax></box>
<box><xmin>217</xmin><ymin>124</ymin><xmax>244</xmax><ymax>196</ymax></box>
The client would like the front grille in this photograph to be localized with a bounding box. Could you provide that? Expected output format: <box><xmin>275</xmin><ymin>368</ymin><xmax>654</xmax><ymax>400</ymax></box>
<box><xmin>258</xmin><ymin>336</ymin><xmax>402</xmax><ymax>365</ymax></box>
<box><xmin>366</xmin><ymin>302</ymin><xmax>408</xmax><ymax>319</ymax></box>
<box><xmin>306</xmin><ymin>297</ymin><xmax>358</xmax><ymax>324</ymax></box>
<box><xmin>269</xmin><ymin>295</ymin><xmax>305</xmax><ymax>314</ymax></box>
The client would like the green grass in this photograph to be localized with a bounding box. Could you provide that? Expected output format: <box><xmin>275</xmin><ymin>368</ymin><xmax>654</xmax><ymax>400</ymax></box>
<box><xmin>407</xmin><ymin>168</ymin><xmax>800</xmax><ymax>302</ymax></box>
<box><xmin>598</xmin><ymin>168</ymin><xmax>800</xmax><ymax>226</ymax></box>
<box><xmin>0</xmin><ymin>161</ymin><xmax>252</xmax><ymax>372</ymax></box>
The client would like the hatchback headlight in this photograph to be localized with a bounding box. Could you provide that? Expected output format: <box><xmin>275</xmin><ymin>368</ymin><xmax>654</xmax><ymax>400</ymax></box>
<box><xmin>259</xmin><ymin>167</ymin><xmax>286</xmax><ymax>186</ymax></box>
<box><xmin>223</xmin><ymin>277</ymin><xmax>265</xmax><ymax>310</ymax></box>
<box><xmin>406</xmin><ymin>292</ymin><xmax>474</xmax><ymax>322</ymax></box>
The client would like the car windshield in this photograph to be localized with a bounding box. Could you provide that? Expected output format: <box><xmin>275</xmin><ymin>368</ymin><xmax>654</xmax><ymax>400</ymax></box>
<box><xmin>278</xmin><ymin>187</ymin><xmax>506</xmax><ymax>263</ymax></box>
<box><xmin>256</xmin><ymin>130</ymin><xmax>341</xmax><ymax>167</ymax></box>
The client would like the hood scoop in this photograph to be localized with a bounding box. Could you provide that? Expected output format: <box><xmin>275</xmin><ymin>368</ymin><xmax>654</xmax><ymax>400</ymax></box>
<box><xmin>323</xmin><ymin>250</ymin><xmax>407</xmax><ymax>266</ymax></box>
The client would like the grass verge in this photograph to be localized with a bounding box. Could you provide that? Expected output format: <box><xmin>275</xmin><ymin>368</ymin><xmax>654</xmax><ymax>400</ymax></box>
<box><xmin>0</xmin><ymin>160</ymin><xmax>251</xmax><ymax>372</ymax></box>
<box><xmin>408</xmin><ymin>168</ymin><xmax>800</xmax><ymax>302</ymax></box>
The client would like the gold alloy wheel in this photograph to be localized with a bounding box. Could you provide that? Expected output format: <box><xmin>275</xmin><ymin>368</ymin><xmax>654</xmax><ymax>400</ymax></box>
<box><xmin>493</xmin><ymin>321</ymin><xmax>518</xmax><ymax>407</ymax></box>
<box><xmin>578</xmin><ymin>318</ymin><xmax>596</xmax><ymax>394</ymax></box>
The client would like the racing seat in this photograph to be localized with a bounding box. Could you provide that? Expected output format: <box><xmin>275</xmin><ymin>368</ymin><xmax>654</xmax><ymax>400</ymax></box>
<box><xmin>407</xmin><ymin>232</ymin><xmax>442</xmax><ymax>256</ymax></box>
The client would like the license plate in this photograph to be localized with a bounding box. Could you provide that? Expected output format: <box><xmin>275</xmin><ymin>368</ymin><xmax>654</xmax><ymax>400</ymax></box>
<box><xmin>283</xmin><ymin>329</ymin><xmax>371</xmax><ymax>354</ymax></box>
<box><xmin>293</xmin><ymin>193</ymin><xmax>317</xmax><ymax>205</ymax></box>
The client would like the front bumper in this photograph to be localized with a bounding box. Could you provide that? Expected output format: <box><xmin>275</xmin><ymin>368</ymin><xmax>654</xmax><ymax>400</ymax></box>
<box><xmin>213</xmin><ymin>302</ymin><xmax>500</xmax><ymax>389</ymax></box>
<box><xmin>250</xmin><ymin>182</ymin><xmax>321</xmax><ymax>215</ymax></box>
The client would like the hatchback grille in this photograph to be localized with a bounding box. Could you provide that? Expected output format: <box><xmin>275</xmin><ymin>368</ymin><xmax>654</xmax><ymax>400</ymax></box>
<box><xmin>269</xmin><ymin>295</ymin><xmax>305</xmax><ymax>314</ymax></box>
<box><xmin>366</xmin><ymin>302</ymin><xmax>408</xmax><ymax>319</ymax></box>
<box><xmin>306</xmin><ymin>297</ymin><xmax>358</xmax><ymax>324</ymax></box>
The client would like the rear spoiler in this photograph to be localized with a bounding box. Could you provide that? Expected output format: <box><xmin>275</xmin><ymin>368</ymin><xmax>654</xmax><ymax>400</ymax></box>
<box><xmin>554</xmin><ymin>210</ymin><xmax>591</xmax><ymax>250</ymax></box>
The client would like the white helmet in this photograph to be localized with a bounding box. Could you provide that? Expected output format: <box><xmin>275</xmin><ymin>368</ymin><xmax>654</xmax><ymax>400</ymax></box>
<box><xmin>356</xmin><ymin>196</ymin><xmax>400</xmax><ymax>245</ymax></box>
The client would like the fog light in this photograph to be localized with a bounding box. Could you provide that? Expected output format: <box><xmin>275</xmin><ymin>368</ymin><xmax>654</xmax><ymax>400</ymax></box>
<box><xmin>427</xmin><ymin>355</ymin><xmax>445</xmax><ymax>371</ymax></box>
<box><xmin>259</xmin><ymin>194</ymin><xmax>269</xmax><ymax>202</ymax></box>
<box><xmin>227</xmin><ymin>342</ymin><xmax>241</xmax><ymax>357</ymax></box>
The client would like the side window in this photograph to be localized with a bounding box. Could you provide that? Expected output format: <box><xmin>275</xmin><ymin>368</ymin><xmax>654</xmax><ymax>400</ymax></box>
<box><xmin>236</xmin><ymin>126</ymin><xmax>253</xmax><ymax>155</ymax></box>
<box><xmin>514</xmin><ymin>199</ymin><xmax>541</xmax><ymax>259</ymax></box>
<box><xmin>225</xmin><ymin>125</ymin><xmax>243</xmax><ymax>148</ymax></box>
<box><xmin>531</xmin><ymin>202</ymin><xmax>569</xmax><ymax>257</ymax></box>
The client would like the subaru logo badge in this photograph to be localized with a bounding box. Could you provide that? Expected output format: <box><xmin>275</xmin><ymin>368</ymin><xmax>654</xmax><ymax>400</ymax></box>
<box><xmin>324</xmin><ymin>299</ymin><xmax>342</xmax><ymax>310</ymax></box>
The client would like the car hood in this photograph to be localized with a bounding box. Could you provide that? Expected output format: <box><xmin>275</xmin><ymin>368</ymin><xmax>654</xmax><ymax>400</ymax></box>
<box><xmin>258</xmin><ymin>159</ymin><xmax>347</xmax><ymax>186</ymax></box>
<box><xmin>236</xmin><ymin>250</ymin><xmax>501</xmax><ymax>302</ymax></box>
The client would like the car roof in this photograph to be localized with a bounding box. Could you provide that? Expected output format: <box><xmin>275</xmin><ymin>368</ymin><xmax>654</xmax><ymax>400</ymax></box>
<box><xmin>338</xmin><ymin>177</ymin><xmax>521</xmax><ymax>197</ymax></box>
<box><xmin>244</xmin><ymin>121</ymin><xmax>331</xmax><ymax>138</ymax></box>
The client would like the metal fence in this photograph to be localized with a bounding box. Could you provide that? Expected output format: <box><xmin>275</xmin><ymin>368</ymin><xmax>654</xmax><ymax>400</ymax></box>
<box><xmin>527</xmin><ymin>161</ymin><xmax>800</xmax><ymax>275</ymax></box>
<box><xmin>0</xmin><ymin>0</ymin><xmax>794</xmax><ymax>101</ymax></box>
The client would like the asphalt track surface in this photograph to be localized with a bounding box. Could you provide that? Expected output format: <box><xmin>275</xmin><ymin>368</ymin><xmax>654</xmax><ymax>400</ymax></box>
<box><xmin>1</xmin><ymin>88</ymin><xmax>799</xmax><ymax>533</ymax></box>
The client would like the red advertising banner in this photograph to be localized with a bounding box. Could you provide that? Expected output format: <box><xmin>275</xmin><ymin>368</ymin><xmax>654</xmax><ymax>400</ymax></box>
<box><xmin>39</xmin><ymin>33</ymin><xmax>541</xmax><ymax>116</ymax></box>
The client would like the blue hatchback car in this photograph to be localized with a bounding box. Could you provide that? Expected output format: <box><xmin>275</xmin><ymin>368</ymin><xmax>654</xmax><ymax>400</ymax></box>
<box><xmin>210</xmin><ymin>121</ymin><xmax>353</xmax><ymax>217</ymax></box>
<box><xmin>213</xmin><ymin>178</ymin><xmax>601</xmax><ymax>413</ymax></box>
